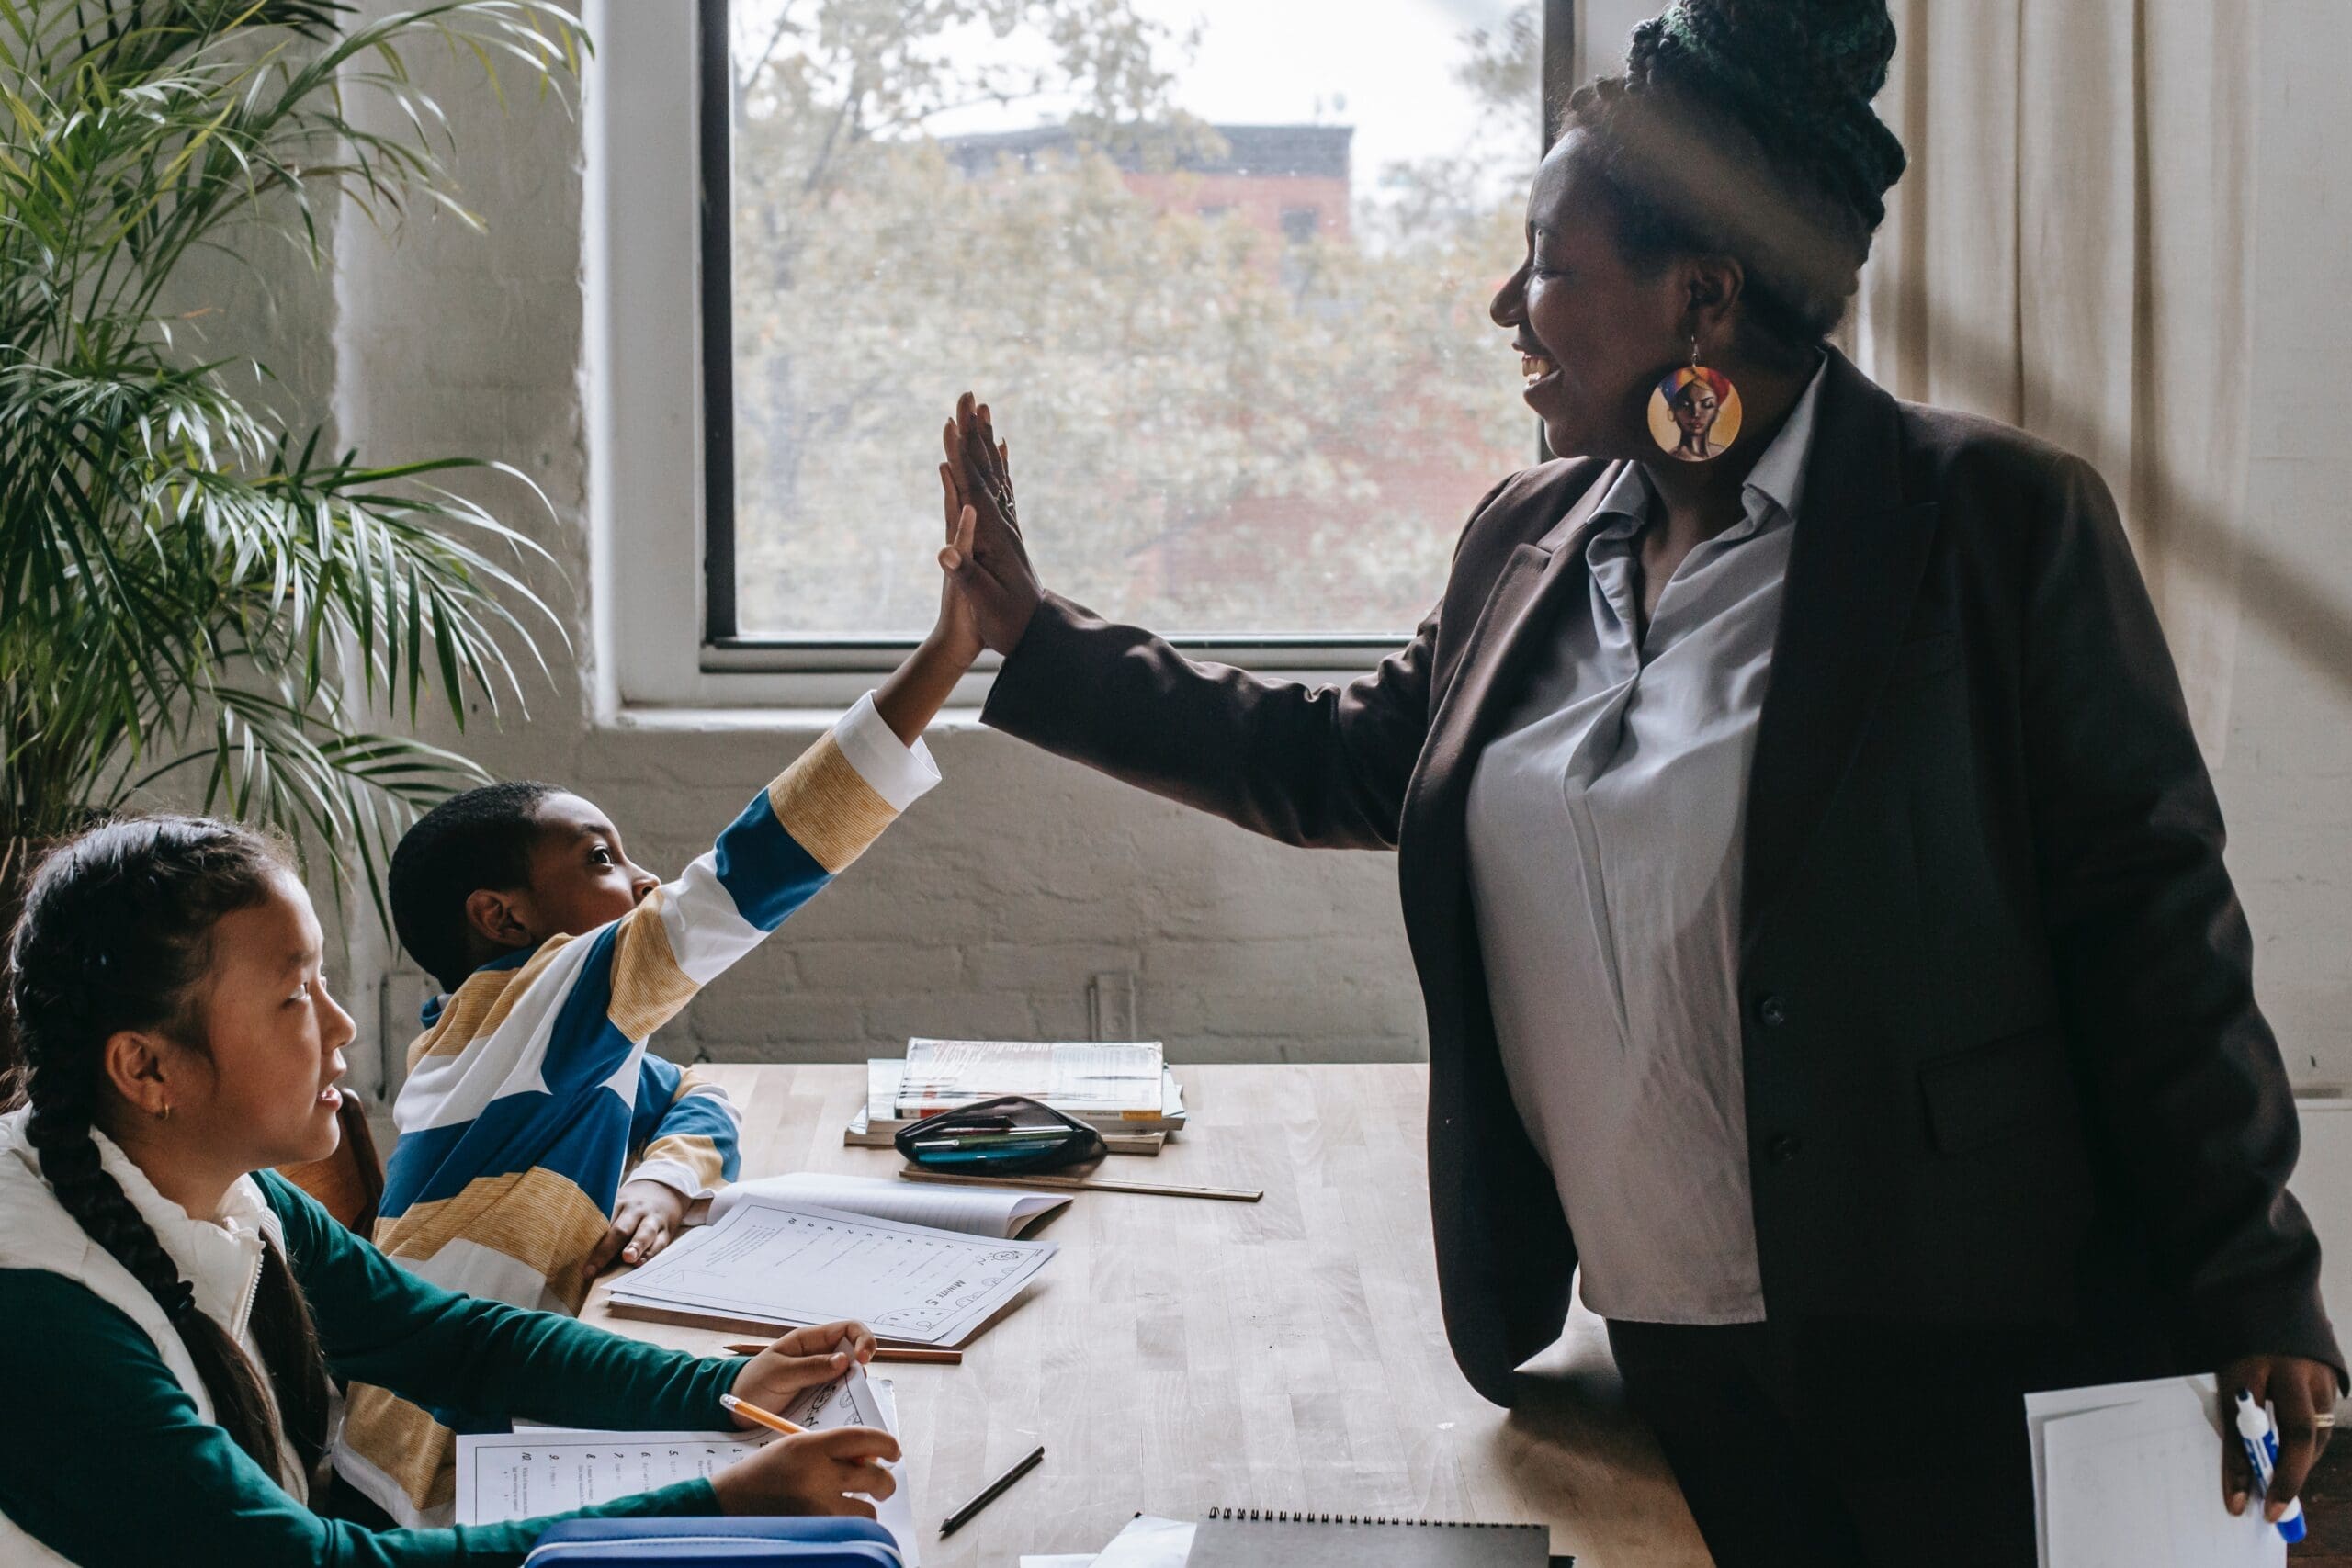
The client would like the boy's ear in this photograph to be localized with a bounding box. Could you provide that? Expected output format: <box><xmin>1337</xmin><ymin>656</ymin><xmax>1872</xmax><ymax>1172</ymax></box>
<box><xmin>464</xmin><ymin>886</ymin><xmax>536</xmax><ymax>953</ymax></box>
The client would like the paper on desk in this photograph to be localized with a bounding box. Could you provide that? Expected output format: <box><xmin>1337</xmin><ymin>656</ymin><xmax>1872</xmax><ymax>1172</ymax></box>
<box><xmin>455</xmin><ymin>1366</ymin><xmax>919</xmax><ymax>1564</ymax></box>
<box><xmin>2027</xmin><ymin>1374</ymin><xmax>2284</xmax><ymax>1568</ymax></box>
<box><xmin>712</xmin><ymin>1171</ymin><xmax>1069</xmax><ymax>1238</ymax></box>
<box><xmin>1090</xmin><ymin>1515</ymin><xmax>1198</xmax><ymax>1568</ymax></box>
<box><xmin>608</xmin><ymin>1199</ymin><xmax>1057</xmax><ymax>1345</ymax></box>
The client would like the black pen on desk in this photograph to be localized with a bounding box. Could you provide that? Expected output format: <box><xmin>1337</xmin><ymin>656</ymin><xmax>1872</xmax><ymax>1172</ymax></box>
<box><xmin>938</xmin><ymin>1443</ymin><xmax>1045</xmax><ymax>1537</ymax></box>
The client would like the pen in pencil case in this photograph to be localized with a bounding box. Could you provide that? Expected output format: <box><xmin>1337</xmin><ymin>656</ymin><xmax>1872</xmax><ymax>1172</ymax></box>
<box><xmin>2234</xmin><ymin>1390</ymin><xmax>2308</xmax><ymax>1543</ymax></box>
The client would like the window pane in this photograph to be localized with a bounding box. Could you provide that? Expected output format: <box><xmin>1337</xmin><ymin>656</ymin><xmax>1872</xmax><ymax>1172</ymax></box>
<box><xmin>725</xmin><ymin>0</ymin><xmax>1537</xmax><ymax>638</ymax></box>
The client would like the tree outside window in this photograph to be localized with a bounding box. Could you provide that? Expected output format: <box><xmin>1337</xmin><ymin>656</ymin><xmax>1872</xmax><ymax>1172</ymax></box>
<box><xmin>721</xmin><ymin>0</ymin><xmax>1539</xmax><ymax>640</ymax></box>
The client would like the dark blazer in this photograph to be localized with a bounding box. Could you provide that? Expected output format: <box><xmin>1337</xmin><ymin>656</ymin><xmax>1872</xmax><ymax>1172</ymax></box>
<box><xmin>980</xmin><ymin>348</ymin><xmax>2341</xmax><ymax>1404</ymax></box>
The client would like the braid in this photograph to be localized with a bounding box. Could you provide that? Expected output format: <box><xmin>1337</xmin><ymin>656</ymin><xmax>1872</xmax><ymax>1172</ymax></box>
<box><xmin>7</xmin><ymin>816</ymin><xmax>329</xmax><ymax>1483</ymax></box>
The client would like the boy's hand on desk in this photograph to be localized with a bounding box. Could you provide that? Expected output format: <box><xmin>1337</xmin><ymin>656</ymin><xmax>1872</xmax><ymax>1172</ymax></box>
<box><xmin>584</xmin><ymin>1180</ymin><xmax>692</xmax><ymax>1279</ymax></box>
<box><xmin>729</xmin><ymin>1321</ymin><xmax>879</xmax><ymax>1407</ymax></box>
<box><xmin>710</xmin><ymin>1427</ymin><xmax>901</xmax><ymax>1519</ymax></box>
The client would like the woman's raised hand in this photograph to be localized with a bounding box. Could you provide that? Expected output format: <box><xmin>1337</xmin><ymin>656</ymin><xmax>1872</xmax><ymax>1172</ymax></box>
<box><xmin>937</xmin><ymin>390</ymin><xmax>1044</xmax><ymax>655</ymax></box>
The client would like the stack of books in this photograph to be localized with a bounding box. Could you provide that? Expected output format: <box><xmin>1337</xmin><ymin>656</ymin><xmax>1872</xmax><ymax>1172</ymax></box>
<box><xmin>845</xmin><ymin>1038</ymin><xmax>1185</xmax><ymax>1153</ymax></box>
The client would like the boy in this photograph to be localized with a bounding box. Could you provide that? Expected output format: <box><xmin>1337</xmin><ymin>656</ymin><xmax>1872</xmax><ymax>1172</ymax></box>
<box><xmin>334</xmin><ymin>503</ymin><xmax>982</xmax><ymax>1526</ymax></box>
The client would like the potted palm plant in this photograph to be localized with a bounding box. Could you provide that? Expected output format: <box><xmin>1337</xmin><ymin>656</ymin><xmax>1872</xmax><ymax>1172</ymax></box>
<box><xmin>0</xmin><ymin>1</ymin><xmax>588</xmax><ymax>957</ymax></box>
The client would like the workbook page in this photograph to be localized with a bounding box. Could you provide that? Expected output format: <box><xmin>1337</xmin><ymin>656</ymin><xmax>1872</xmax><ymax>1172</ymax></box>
<box><xmin>608</xmin><ymin>1201</ymin><xmax>1057</xmax><ymax>1345</ymax></box>
<box><xmin>454</xmin><ymin>1367</ymin><xmax>919</xmax><ymax>1564</ymax></box>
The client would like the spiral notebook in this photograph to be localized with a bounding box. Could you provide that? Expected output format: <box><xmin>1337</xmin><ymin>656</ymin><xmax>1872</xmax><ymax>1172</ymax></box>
<box><xmin>1186</xmin><ymin>1507</ymin><xmax>1558</xmax><ymax>1568</ymax></box>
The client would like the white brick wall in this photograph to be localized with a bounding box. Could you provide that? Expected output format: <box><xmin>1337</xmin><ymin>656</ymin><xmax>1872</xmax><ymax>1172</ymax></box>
<box><xmin>294</xmin><ymin>0</ymin><xmax>2349</xmax><ymax>1101</ymax></box>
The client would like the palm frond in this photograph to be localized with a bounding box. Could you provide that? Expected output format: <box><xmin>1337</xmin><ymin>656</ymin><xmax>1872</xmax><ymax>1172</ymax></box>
<box><xmin>1</xmin><ymin>0</ymin><xmax>590</xmax><ymax>925</ymax></box>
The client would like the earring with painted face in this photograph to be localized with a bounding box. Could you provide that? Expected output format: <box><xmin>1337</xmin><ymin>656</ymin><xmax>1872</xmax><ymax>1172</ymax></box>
<box><xmin>1647</xmin><ymin>336</ymin><xmax>1743</xmax><ymax>462</ymax></box>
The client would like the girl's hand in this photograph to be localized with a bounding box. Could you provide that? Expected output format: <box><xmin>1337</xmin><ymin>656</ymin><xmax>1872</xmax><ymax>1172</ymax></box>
<box><xmin>938</xmin><ymin>391</ymin><xmax>1044</xmax><ymax>656</ymax></box>
<box><xmin>729</xmin><ymin>1321</ymin><xmax>878</xmax><ymax>1409</ymax></box>
<box><xmin>708</xmin><ymin>1427</ymin><xmax>901</xmax><ymax>1518</ymax></box>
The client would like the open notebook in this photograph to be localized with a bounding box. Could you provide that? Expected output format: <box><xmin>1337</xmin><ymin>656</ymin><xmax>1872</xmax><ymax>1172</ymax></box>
<box><xmin>708</xmin><ymin>1171</ymin><xmax>1069</xmax><ymax>1238</ymax></box>
<box><xmin>609</xmin><ymin>1188</ymin><xmax>1058</xmax><ymax>1345</ymax></box>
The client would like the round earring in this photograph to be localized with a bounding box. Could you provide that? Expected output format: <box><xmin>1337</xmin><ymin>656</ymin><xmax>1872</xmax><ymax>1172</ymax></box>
<box><xmin>157</xmin><ymin>1102</ymin><xmax>171</xmax><ymax>1122</ymax></box>
<box><xmin>1647</xmin><ymin>336</ymin><xmax>1743</xmax><ymax>462</ymax></box>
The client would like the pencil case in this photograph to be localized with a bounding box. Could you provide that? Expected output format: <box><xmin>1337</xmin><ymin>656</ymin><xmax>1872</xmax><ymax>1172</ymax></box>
<box><xmin>522</xmin><ymin>1517</ymin><xmax>903</xmax><ymax>1566</ymax></box>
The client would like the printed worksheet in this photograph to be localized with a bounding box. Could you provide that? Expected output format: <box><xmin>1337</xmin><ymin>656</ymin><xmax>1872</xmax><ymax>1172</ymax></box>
<box><xmin>455</xmin><ymin>1367</ymin><xmax>919</xmax><ymax>1564</ymax></box>
<box><xmin>454</xmin><ymin>1429</ymin><xmax>759</xmax><ymax>1525</ymax></box>
<box><xmin>607</xmin><ymin>1200</ymin><xmax>1057</xmax><ymax>1345</ymax></box>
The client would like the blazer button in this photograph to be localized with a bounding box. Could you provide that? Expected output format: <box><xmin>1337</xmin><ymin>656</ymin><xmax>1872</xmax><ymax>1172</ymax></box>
<box><xmin>1767</xmin><ymin>1133</ymin><xmax>1804</xmax><ymax>1164</ymax></box>
<box><xmin>1758</xmin><ymin>994</ymin><xmax>1789</xmax><ymax>1028</ymax></box>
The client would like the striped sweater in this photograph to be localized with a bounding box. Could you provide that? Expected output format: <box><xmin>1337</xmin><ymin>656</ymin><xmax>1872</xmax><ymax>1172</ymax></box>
<box><xmin>334</xmin><ymin>694</ymin><xmax>939</xmax><ymax>1525</ymax></box>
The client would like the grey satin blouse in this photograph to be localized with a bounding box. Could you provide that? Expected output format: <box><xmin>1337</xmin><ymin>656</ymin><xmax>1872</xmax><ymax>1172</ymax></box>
<box><xmin>1464</xmin><ymin>360</ymin><xmax>1826</xmax><ymax>1325</ymax></box>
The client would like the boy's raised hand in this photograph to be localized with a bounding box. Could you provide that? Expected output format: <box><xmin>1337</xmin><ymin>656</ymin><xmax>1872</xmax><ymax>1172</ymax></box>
<box><xmin>937</xmin><ymin>391</ymin><xmax>1043</xmax><ymax>656</ymax></box>
<box><xmin>729</xmin><ymin>1320</ymin><xmax>880</xmax><ymax>1410</ymax></box>
<box><xmin>583</xmin><ymin>1179</ymin><xmax>692</xmax><ymax>1280</ymax></box>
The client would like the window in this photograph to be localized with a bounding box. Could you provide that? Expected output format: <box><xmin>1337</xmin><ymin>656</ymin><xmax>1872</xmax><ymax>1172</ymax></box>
<box><xmin>699</xmin><ymin>0</ymin><xmax>1562</xmax><ymax>662</ymax></box>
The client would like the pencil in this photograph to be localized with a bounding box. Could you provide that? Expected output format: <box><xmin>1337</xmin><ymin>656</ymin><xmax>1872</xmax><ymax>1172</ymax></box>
<box><xmin>939</xmin><ymin>1443</ymin><xmax>1045</xmax><ymax>1537</ymax></box>
<box><xmin>719</xmin><ymin>1393</ymin><xmax>808</xmax><ymax>1438</ymax></box>
<box><xmin>898</xmin><ymin>1168</ymin><xmax>1263</xmax><ymax>1202</ymax></box>
<box><xmin>724</xmin><ymin>1342</ymin><xmax>963</xmax><ymax>1364</ymax></box>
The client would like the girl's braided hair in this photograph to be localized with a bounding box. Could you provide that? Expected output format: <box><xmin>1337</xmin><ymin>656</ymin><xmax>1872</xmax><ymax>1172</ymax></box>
<box><xmin>5</xmin><ymin>816</ymin><xmax>330</xmax><ymax>1482</ymax></box>
<box><xmin>1563</xmin><ymin>0</ymin><xmax>1907</xmax><ymax>362</ymax></box>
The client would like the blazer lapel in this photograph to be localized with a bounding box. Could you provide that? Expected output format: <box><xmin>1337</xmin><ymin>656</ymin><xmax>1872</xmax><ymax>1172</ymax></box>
<box><xmin>1741</xmin><ymin>349</ymin><xmax>1941</xmax><ymax>931</ymax></box>
<box><xmin>1410</xmin><ymin>461</ymin><xmax>1626</xmax><ymax>832</ymax></box>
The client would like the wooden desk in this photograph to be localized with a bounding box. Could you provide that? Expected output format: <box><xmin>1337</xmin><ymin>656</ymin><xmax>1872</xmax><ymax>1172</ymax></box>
<box><xmin>584</xmin><ymin>1064</ymin><xmax>1711</xmax><ymax>1567</ymax></box>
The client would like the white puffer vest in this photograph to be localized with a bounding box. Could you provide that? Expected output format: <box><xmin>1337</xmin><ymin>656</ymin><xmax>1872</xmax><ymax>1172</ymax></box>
<box><xmin>0</xmin><ymin>1107</ymin><xmax>308</xmax><ymax>1566</ymax></box>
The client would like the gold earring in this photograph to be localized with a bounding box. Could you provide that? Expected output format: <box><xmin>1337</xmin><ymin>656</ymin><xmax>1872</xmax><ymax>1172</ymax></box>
<box><xmin>157</xmin><ymin>1102</ymin><xmax>171</xmax><ymax>1122</ymax></box>
<box><xmin>1646</xmin><ymin>334</ymin><xmax>1744</xmax><ymax>462</ymax></box>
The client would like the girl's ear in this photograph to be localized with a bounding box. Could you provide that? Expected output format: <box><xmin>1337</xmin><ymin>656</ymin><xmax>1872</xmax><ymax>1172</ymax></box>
<box><xmin>100</xmin><ymin>1029</ymin><xmax>176</xmax><ymax>1121</ymax></box>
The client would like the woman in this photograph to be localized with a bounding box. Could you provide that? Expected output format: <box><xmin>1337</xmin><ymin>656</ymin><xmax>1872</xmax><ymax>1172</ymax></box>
<box><xmin>0</xmin><ymin>817</ymin><xmax>899</xmax><ymax>1565</ymax></box>
<box><xmin>933</xmin><ymin>0</ymin><xmax>2341</xmax><ymax>1561</ymax></box>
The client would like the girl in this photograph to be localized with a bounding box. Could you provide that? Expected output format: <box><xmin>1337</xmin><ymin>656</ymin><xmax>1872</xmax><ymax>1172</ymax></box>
<box><xmin>0</xmin><ymin>816</ymin><xmax>899</xmax><ymax>1566</ymax></box>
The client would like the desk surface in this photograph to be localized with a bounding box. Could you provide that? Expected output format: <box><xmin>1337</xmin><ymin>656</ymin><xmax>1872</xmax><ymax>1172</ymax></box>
<box><xmin>583</xmin><ymin>1063</ymin><xmax>1710</xmax><ymax>1567</ymax></box>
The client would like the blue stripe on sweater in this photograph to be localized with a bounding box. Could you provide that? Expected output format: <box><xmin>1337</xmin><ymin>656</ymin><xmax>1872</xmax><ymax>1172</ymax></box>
<box><xmin>711</xmin><ymin>791</ymin><xmax>832</xmax><ymax>931</ymax></box>
<box><xmin>379</xmin><ymin>925</ymin><xmax>640</xmax><ymax>1220</ymax></box>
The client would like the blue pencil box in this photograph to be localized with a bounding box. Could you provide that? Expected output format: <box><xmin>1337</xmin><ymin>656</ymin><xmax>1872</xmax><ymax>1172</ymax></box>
<box><xmin>522</xmin><ymin>1517</ymin><xmax>904</xmax><ymax>1566</ymax></box>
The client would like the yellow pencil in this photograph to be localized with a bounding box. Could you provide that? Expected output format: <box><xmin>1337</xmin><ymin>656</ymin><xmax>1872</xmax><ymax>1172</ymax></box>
<box><xmin>719</xmin><ymin>1393</ymin><xmax>808</xmax><ymax>1437</ymax></box>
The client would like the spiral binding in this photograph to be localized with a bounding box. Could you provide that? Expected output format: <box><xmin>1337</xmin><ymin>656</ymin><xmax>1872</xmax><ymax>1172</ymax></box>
<box><xmin>1206</xmin><ymin>1506</ymin><xmax>1540</xmax><ymax>1530</ymax></box>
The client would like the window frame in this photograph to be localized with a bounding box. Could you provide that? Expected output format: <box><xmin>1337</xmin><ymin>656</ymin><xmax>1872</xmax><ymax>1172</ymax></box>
<box><xmin>592</xmin><ymin>0</ymin><xmax>1576</xmax><ymax>709</ymax></box>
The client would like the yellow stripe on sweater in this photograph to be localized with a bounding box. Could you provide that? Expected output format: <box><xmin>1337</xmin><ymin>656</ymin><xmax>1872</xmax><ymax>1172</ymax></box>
<box><xmin>766</xmin><ymin>732</ymin><xmax>898</xmax><ymax>874</ymax></box>
<box><xmin>408</xmin><ymin>935</ymin><xmax>580</xmax><ymax>1065</ymax></box>
<box><xmin>636</xmin><ymin>1131</ymin><xmax>728</xmax><ymax>1192</ymax></box>
<box><xmin>371</xmin><ymin>1166</ymin><xmax>610</xmax><ymax>1314</ymax></box>
<box><xmin>608</xmin><ymin>888</ymin><xmax>698</xmax><ymax>1043</ymax></box>
<box><xmin>340</xmin><ymin>1383</ymin><xmax>458</xmax><ymax>1514</ymax></box>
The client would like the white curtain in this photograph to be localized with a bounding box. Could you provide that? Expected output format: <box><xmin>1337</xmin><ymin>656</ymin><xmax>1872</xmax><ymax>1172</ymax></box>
<box><xmin>1853</xmin><ymin>0</ymin><xmax>2257</xmax><ymax>760</ymax></box>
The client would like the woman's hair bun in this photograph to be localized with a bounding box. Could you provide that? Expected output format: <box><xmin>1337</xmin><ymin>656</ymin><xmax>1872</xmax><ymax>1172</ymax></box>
<box><xmin>1625</xmin><ymin>0</ymin><xmax>1905</xmax><ymax>231</ymax></box>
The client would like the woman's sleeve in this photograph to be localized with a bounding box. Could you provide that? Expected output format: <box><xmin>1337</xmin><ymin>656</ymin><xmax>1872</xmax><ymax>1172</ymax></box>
<box><xmin>0</xmin><ymin>1267</ymin><xmax>715</xmax><ymax>1568</ymax></box>
<box><xmin>2020</xmin><ymin>456</ymin><xmax>2343</xmax><ymax>1381</ymax></box>
<box><xmin>266</xmin><ymin>1175</ymin><xmax>741</xmax><ymax>1431</ymax></box>
<box><xmin>978</xmin><ymin>477</ymin><xmax>1518</xmax><ymax>851</ymax></box>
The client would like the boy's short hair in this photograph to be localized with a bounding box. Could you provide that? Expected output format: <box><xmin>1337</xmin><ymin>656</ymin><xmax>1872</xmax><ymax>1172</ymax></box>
<box><xmin>390</xmin><ymin>781</ymin><xmax>563</xmax><ymax>992</ymax></box>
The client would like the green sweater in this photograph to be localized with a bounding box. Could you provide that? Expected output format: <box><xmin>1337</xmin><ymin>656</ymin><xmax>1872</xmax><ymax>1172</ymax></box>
<box><xmin>0</xmin><ymin>1172</ymin><xmax>739</xmax><ymax>1566</ymax></box>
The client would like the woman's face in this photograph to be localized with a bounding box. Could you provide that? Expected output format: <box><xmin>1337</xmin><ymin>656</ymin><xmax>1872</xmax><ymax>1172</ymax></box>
<box><xmin>1490</xmin><ymin>132</ymin><xmax>1688</xmax><ymax>460</ymax></box>
<box><xmin>158</xmin><ymin>873</ymin><xmax>356</xmax><ymax>1176</ymax></box>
